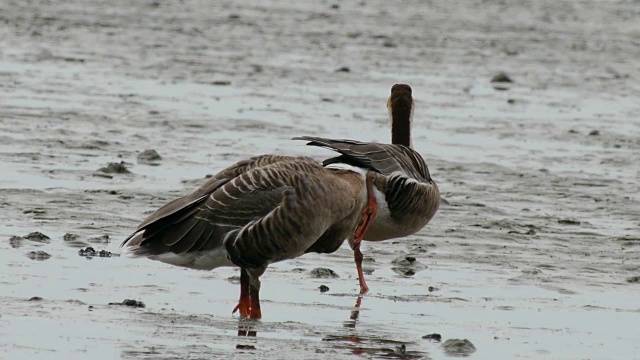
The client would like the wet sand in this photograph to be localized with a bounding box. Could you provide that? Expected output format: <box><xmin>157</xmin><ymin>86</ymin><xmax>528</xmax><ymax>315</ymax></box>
<box><xmin>1</xmin><ymin>0</ymin><xmax>640</xmax><ymax>359</ymax></box>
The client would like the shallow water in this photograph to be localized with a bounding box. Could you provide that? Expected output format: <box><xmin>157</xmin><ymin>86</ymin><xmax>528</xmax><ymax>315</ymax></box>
<box><xmin>1</xmin><ymin>0</ymin><xmax>640</xmax><ymax>359</ymax></box>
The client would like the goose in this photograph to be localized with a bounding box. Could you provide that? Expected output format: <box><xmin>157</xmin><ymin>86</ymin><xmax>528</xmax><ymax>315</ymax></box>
<box><xmin>121</xmin><ymin>155</ymin><xmax>378</xmax><ymax>319</ymax></box>
<box><xmin>294</xmin><ymin>84</ymin><xmax>440</xmax><ymax>294</ymax></box>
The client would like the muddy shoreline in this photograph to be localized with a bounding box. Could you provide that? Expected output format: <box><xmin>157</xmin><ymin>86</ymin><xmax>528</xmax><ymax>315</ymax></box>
<box><xmin>1</xmin><ymin>0</ymin><xmax>639</xmax><ymax>359</ymax></box>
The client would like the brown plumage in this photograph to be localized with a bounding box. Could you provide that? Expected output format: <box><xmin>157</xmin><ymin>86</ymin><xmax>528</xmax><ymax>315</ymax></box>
<box><xmin>121</xmin><ymin>155</ymin><xmax>373</xmax><ymax>318</ymax></box>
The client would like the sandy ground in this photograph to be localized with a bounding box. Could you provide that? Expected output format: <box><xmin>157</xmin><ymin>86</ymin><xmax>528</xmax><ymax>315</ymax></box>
<box><xmin>1</xmin><ymin>0</ymin><xmax>640</xmax><ymax>359</ymax></box>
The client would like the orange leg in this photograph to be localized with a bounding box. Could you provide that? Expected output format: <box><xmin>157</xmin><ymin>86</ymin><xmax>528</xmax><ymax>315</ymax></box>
<box><xmin>248</xmin><ymin>277</ymin><xmax>262</xmax><ymax>319</ymax></box>
<box><xmin>233</xmin><ymin>268</ymin><xmax>251</xmax><ymax>318</ymax></box>
<box><xmin>352</xmin><ymin>174</ymin><xmax>378</xmax><ymax>295</ymax></box>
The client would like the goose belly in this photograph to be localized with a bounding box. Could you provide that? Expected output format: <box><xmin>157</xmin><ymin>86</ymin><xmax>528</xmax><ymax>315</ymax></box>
<box><xmin>145</xmin><ymin>248</ymin><xmax>235</xmax><ymax>270</ymax></box>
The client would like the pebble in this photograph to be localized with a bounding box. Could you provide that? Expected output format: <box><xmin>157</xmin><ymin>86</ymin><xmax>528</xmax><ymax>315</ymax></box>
<box><xmin>78</xmin><ymin>246</ymin><xmax>113</xmax><ymax>258</ymax></box>
<box><xmin>422</xmin><ymin>333</ymin><xmax>442</xmax><ymax>342</ymax></box>
<box><xmin>309</xmin><ymin>267</ymin><xmax>339</xmax><ymax>278</ymax></box>
<box><xmin>108</xmin><ymin>299</ymin><xmax>145</xmax><ymax>308</ymax></box>
<box><xmin>491</xmin><ymin>71</ymin><xmax>513</xmax><ymax>83</ymax></box>
<box><xmin>26</xmin><ymin>251</ymin><xmax>51</xmax><ymax>261</ymax></box>
<box><xmin>137</xmin><ymin>149</ymin><xmax>162</xmax><ymax>163</ymax></box>
<box><xmin>24</xmin><ymin>231</ymin><xmax>51</xmax><ymax>242</ymax></box>
<box><xmin>442</xmin><ymin>338</ymin><xmax>476</xmax><ymax>356</ymax></box>
<box><xmin>318</xmin><ymin>285</ymin><xmax>330</xmax><ymax>293</ymax></box>
<box><xmin>97</xmin><ymin>162</ymin><xmax>130</xmax><ymax>174</ymax></box>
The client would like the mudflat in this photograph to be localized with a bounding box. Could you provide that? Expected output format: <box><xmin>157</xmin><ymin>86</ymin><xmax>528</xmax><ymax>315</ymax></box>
<box><xmin>1</xmin><ymin>1</ymin><xmax>639</xmax><ymax>359</ymax></box>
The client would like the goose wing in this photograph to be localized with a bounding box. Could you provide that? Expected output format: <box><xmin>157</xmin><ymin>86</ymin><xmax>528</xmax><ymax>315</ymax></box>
<box><xmin>122</xmin><ymin>156</ymin><xmax>346</xmax><ymax>269</ymax></box>
<box><xmin>293</xmin><ymin>136</ymin><xmax>432</xmax><ymax>182</ymax></box>
<box><xmin>126</xmin><ymin>154</ymin><xmax>304</xmax><ymax>235</ymax></box>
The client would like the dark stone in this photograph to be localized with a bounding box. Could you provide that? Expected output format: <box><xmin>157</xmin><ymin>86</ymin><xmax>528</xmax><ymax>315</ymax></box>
<box><xmin>491</xmin><ymin>71</ymin><xmax>513</xmax><ymax>83</ymax></box>
<box><xmin>443</xmin><ymin>339</ymin><xmax>476</xmax><ymax>356</ymax></box>
<box><xmin>394</xmin><ymin>344</ymin><xmax>406</xmax><ymax>356</ymax></box>
<box><xmin>24</xmin><ymin>231</ymin><xmax>51</xmax><ymax>242</ymax></box>
<box><xmin>627</xmin><ymin>276</ymin><xmax>640</xmax><ymax>283</ymax></box>
<box><xmin>336</xmin><ymin>66</ymin><xmax>350</xmax><ymax>73</ymax></box>
<box><xmin>29</xmin><ymin>296</ymin><xmax>43</xmax><ymax>301</ymax></box>
<box><xmin>318</xmin><ymin>285</ymin><xmax>330</xmax><ymax>293</ymax></box>
<box><xmin>78</xmin><ymin>246</ymin><xmax>111</xmax><ymax>257</ymax></box>
<box><xmin>109</xmin><ymin>299</ymin><xmax>145</xmax><ymax>308</ymax></box>
<box><xmin>210</xmin><ymin>81</ymin><xmax>231</xmax><ymax>86</ymax></box>
<box><xmin>558</xmin><ymin>219</ymin><xmax>581</xmax><ymax>225</ymax></box>
<box><xmin>79</xmin><ymin>247</ymin><xmax>96</xmax><ymax>256</ymax></box>
<box><xmin>391</xmin><ymin>255</ymin><xmax>418</xmax><ymax>266</ymax></box>
<box><xmin>310</xmin><ymin>267</ymin><xmax>339</xmax><ymax>278</ymax></box>
<box><xmin>589</xmin><ymin>130</ymin><xmax>600</xmax><ymax>136</ymax></box>
<box><xmin>137</xmin><ymin>149</ymin><xmax>162</xmax><ymax>163</ymax></box>
<box><xmin>97</xmin><ymin>161</ymin><xmax>130</xmax><ymax>174</ymax></box>
<box><xmin>63</xmin><ymin>233</ymin><xmax>80</xmax><ymax>241</ymax></box>
<box><xmin>422</xmin><ymin>333</ymin><xmax>442</xmax><ymax>342</ymax></box>
<box><xmin>26</xmin><ymin>251</ymin><xmax>51</xmax><ymax>261</ymax></box>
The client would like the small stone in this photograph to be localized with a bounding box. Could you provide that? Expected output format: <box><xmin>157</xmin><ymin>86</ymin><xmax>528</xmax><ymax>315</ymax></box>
<box><xmin>98</xmin><ymin>250</ymin><xmax>112</xmax><ymax>258</ymax></box>
<box><xmin>558</xmin><ymin>219</ymin><xmax>581</xmax><ymax>226</ymax></box>
<box><xmin>78</xmin><ymin>247</ymin><xmax>96</xmax><ymax>257</ymax></box>
<box><xmin>24</xmin><ymin>231</ymin><xmax>50</xmax><ymax>242</ymax></box>
<box><xmin>428</xmin><ymin>286</ymin><xmax>438</xmax><ymax>292</ymax></box>
<box><xmin>318</xmin><ymin>285</ymin><xmax>330</xmax><ymax>293</ymax></box>
<box><xmin>23</xmin><ymin>209</ymin><xmax>47</xmax><ymax>214</ymax></box>
<box><xmin>122</xmin><ymin>299</ymin><xmax>145</xmax><ymax>307</ymax></box>
<box><xmin>137</xmin><ymin>149</ymin><xmax>162</xmax><ymax>163</ymax></box>
<box><xmin>210</xmin><ymin>81</ymin><xmax>231</xmax><ymax>86</ymax></box>
<box><xmin>491</xmin><ymin>72</ymin><xmax>513</xmax><ymax>83</ymax></box>
<box><xmin>97</xmin><ymin>162</ymin><xmax>130</xmax><ymax>174</ymax></box>
<box><xmin>507</xmin><ymin>98</ymin><xmax>515</xmax><ymax>104</ymax></box>
<box><xmin>383</xmin><ymin>40</ymin><xmax>397</xmax><ymax>48</ymax></box>
<box><xmin>393</xmin><ymin>344</ymin><xmax>406</xmax><ymax>356</ymax></box>
<box><xmin>443</xmin><ymin>339</ymin><xmax>476</xmax><ymax>356</ymax></box>
<box><xmin>26</xmin><ymin>251</ymin><xmax>51</xmax><ymax>261</ymax></box>
<box><xmin>63</xmin><ymin>233</ymin><xmax>80</xmax><ymax>241</ymax></box>
<box><xmin>309</xmin><ymin>267</ymin><xmax>339</xmax><ymax>278</ymax></box>
<box><xmin>109</xmin><ymin>299</ymin><xmax>145</xmax><ymax>308</ymax></box>
<box><xmin>391</xmin><ymin>255</ymin><xmax>418</xmax><ymax>266</ymax></box>
<box><xmin>29</xmin><ymin>296</ymin><xmax>43</xmax><ymax>301</ymax></box>
<box><xmin>336</xmin><ymin>66</ymin><xmax>350</xmax><ymax>73</ymax></box>
<box><xmin>588</xmin><ymin>130</ymin><xmax>600</xmax><ymax>136</ymax></box>
<box><xmin>422</xmin><ymin>333</ymin><xmax>442</xmax><ymax>342</ymax></box>
<box><xmin>626</xmin><ymin>276</ymin><xmax>640</xmax><ymax>283</ymax></box>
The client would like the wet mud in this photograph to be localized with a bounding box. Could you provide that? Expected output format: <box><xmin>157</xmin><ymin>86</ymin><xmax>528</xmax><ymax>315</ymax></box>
<box><xmin>1</xmin><ymin>0</ymin><xmax>640</xmax><ymax>359</ymax></box>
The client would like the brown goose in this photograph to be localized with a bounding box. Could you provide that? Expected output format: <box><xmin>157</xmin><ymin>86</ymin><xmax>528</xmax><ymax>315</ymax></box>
<box><xmin>295</xmin><ymin>84</ymin><xmax>440</xmax><ymax>293</ymax></box>
<box><xmin>121</xmin><ymin>155</ymin><xmax>377</xmax><ymax>319</ymax></box>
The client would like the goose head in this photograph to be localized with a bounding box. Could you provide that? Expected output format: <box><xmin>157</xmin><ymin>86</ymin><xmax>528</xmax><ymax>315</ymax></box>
<box><xmin>387</xmin><ymin>84</ymin><xmax>414</xmax><ymax>148</ymax></box>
